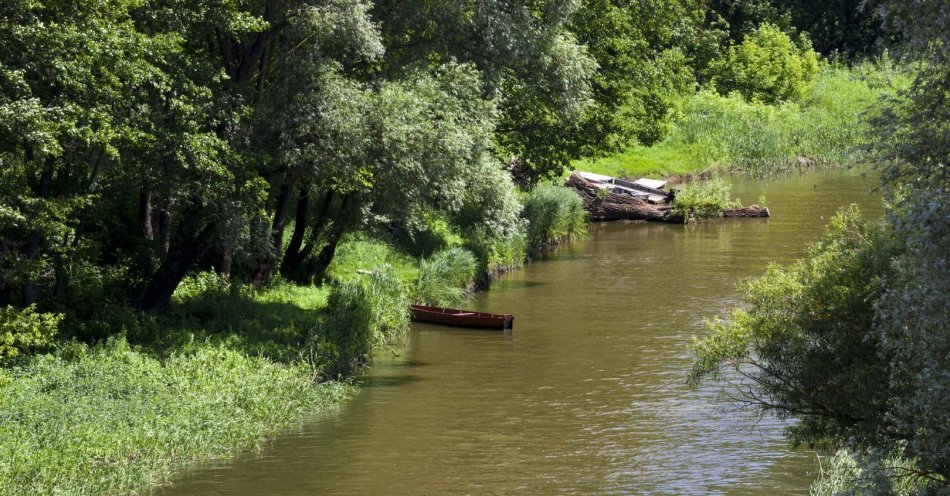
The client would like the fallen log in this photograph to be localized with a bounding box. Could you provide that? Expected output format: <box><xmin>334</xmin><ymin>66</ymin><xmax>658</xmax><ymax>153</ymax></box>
<box><xmin>565</xmin><ymin>171</ymin><xmax>770</xmax><ymax>222</ymax></box>
<box><xmin>722</xmin><ymin>205</ymin><xmax>770</xmax><ymax>218</ymax></box>
<box><xmin>565</xmin><ymin>171</ymin><xmax>682</xmax><ymax>222</ymax></box>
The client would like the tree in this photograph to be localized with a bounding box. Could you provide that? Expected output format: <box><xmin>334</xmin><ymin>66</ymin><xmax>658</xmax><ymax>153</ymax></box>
<box><xmin>690</xmin><ymin>1</ymin><xmax>949</xmax><ymax>492</ymax></box>
<box><xmin>710</xmin><ymin>23</ymin><xmax>819</xmax><ymax>104</ymax></box>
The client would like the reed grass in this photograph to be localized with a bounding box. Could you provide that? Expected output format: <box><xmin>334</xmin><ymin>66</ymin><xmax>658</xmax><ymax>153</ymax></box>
<box><xmin>521</xmin><ymin>184</ymin><xmax>588</xmax><ymax>254</ymax></box>
<box><xmin>412</xmin><ymin>248</ymin><xmax>477</xmax><ymax>306</ymax></box>
<box><xmin>669</xmin><ymin>179</ymin><xmax>742</xmax><ymax>220</ymax></box>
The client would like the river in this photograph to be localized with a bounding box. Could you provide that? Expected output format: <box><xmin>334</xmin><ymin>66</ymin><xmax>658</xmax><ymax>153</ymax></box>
<box><xmin>160</xmin><ymin>169</ymin><xmax>882</xmax><ymax>495</ymax></box>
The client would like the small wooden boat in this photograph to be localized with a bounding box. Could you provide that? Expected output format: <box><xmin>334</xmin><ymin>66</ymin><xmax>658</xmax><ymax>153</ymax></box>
<box><xmin>409</xmin><ymin>304</ymin><xmax>514</xmax><ymax>330</ymax></box>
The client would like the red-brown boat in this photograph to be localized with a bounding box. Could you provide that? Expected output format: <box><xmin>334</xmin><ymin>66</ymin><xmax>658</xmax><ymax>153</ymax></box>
<box><xmin>409</xmin><ymin>304</ymin><xmax>514</xmax><ymax>330</ymax></box>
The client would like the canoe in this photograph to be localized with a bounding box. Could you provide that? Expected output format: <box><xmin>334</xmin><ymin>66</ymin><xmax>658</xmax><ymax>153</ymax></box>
<box><xmin>409</xmin><ymin>304</ymin><xmax>514</xmax><ymax>330</ymax></box>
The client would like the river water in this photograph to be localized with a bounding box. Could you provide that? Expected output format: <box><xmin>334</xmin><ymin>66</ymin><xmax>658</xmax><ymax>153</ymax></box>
<box><xmin>160</xmin><ymin>169</ymin><xmax>882</xmax><ymax>495</ymax></box>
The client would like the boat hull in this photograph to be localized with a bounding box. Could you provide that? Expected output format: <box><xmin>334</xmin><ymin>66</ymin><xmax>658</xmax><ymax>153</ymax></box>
<box><xmin>410</xmin><ymin>305</ymin><xmax>514</xmax><ymax>330</ymax></box>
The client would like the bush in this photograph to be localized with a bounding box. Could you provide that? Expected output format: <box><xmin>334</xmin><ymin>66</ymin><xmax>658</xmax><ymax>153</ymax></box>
<box><xmin>670</xmin><ymin>179</ymin><xmax>741</xmax><ymax>220</ymax></box>
<box><xmin>521</xmin><ymin>184</ymin><xmax>588</xmax><ymax>253</ymax></box>
<box><xmin>711</xmin><ymin>23</ymin><xmax>819</xmax><ymax>104</ymax></box>
<box><xmin>0</xmin><ymin>305</ymin><xmax>62</xmax><ymax>365</ymax></box>
<box><xmin>689</xmin><ymin>206</ymin><xmax>905</xmax><ymax>448</ymax></box>
<box><xmin>412</xmin><ymin>247</ymin><xmax>477</xmax><ymax>306</ymax></box>
<box><xmin>322</xmin><ymin>265</ymin><xmax>409</xmax><ymax>377</ymax></box>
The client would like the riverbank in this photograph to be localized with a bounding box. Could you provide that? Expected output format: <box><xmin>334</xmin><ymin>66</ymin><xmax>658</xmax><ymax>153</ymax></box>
<box><xmin>156</xmin><ymin>169</ymin><xmax>887</xmax><ymax>495</ymax></box>
<box><xmin>572</xmin><ymin>62</ymin><xmax>908</xmax><ymax>180</ymax></box>
<box><xmin>0</xmin><ymin>189</ymin><xmax>587</xmax><ymax>495</ymax></box>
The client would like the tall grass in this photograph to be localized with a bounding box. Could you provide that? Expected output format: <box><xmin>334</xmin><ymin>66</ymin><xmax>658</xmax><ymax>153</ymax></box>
<box><xmin>321</xmin><ymin>265</ymin><xmax>410</xmax><ymax>377</ymax></box>
<box><xmin>463</xmin><ymin>228</ymin><xmax>528</xmax><ymax>285</ymax></box>
<box><xmin>521</xmin><ymin>184</ymin><xmax>588</xmax><ymax>254</ymax></box>
<box><xmin>0</xmin><ymin>338</ymin><xmax>354</xmax><ymax>495</ymax></box>
<box><xmin>575</xmin><ymin>61</ymin><xmax>910</xmax><ymax>178</ymax></box>
<box><xmin>412</xmin><ymin>248</ymin><xmax>477</xmax><ymax>306</ymax></box>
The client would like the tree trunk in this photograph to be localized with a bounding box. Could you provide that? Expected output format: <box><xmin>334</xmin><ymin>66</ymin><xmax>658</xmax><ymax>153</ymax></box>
<box><xmin>281</xmin><ymin>185</ymin><xmax>310</xmax><ymax>270</ymax></box>
<box><xmin>282</xmin><ymin>189</ymin><xmax>334</xmax><ymax>277</ymax></box>
<box><xmin>220</xmin><ymin>248</ymin><xmax>233</xmax><ymax>282</ymax></box>
<box><xmin>140</xmin><ymin>221</ymin><xmax>216</xmax><ymax>314</ymax></box>
<box><xmin>253</xmin><ymin>178</ymin><xmax>294</xmax><ymax>286</ymax></box>
<box><xmin>302</xmin><ymin>194</ymin><xmax>354</xmax><ymax>284</ymax></box>
<box><xmin>139</xmin><ymin>187</ymin><xmax>155</xmax><ymax>240</ymax></box>
<box><xmin>21</xmin><ymin>163</ymin><xmax>52</xmax><ymax>307</ymax></box>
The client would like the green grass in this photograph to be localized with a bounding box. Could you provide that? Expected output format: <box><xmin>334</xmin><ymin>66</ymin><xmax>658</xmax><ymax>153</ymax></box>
<box><xmin>326</xmin><ymin>236</ymin><xmax>420</xmax><ymax>284</ymax></box>
<box><xmin>0</xmin><ymin>338</ymin><xmax>354</xmax><ymax>496</ymax></box>
<box><xmin>522</xmin><ymin>184</ymin><xmax>588</xmax><ymax>252</ymax></box>
<box><xmin>0</xmin><ymin>234</ymin><xmax>482</xmax><ymax>495</ymax></box>
<box><xmin>574</xmin><ymin>61</ymin><xmax>909</xmax><ymax>179</ymax></box>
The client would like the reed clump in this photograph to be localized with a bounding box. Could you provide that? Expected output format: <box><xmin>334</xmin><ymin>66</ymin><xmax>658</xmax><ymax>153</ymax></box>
<box><xmin>670</xmin><ymin>179</ymin><xmax>742</xmax><ymax>220</ymax></box>
<box><xmin>521</xmin><ymin>184</ymin><xmax>588</xmax><ymax>254</ymax></box>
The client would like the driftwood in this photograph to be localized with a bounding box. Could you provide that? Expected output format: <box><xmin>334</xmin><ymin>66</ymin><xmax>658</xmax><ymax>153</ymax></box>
<box><xmin>723</xmin><ymin>205</ymin><xmax>771</xmax><ymax>218</ymax></box>
<box><xmin>566</xmin><ymin>171</ymin><xmax>681</xmax><ymax>222</ymax></box>
<box><xmin>565</xmin><ymin>171</ymin><xmax>770</xmax><ymax>222</ymax></box>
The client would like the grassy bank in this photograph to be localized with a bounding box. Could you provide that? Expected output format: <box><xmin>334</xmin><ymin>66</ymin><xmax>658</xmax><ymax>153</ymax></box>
<box><xmin>0</xmin><ymin>340</ymin><xmax>353</xmax><ymax>495</ymax></box>
<box><xmin>573</xmin><ymin>61</ymin><xmax>909</xmax><ymax>179</ymax></box>
<box><xmin>0</xmin><ymin>181</ymin><xmax>587</xmax><ymax>495</ymax></box>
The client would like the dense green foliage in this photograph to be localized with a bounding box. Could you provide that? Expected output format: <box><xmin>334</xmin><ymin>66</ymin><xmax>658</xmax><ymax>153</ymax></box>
<box><xmin>576</xmin><ymin>61</ymin><xmax>909</xmax><ymax>177</ymax></box>
<box><xmin>0</xmin><ymin>305</ymin><xmax>62</xmax><ymax>365</ymax></box>
<box><xmin>690</xmin><ymin>2</ymin><xmax>949</xmax><ymax>493</ymax></box>
<box><xmin>707</xmin><ymin>0</ymin><xmax>892</xmax><ymax>59</ymax></box>
<box><xmin>710</xmin><ymin>23</ymin><xmax>819</xmax><ymax>104</ymax></box>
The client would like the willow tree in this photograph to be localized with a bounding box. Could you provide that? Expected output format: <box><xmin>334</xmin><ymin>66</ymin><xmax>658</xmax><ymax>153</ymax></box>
<box><xmin>274</xmin><ymin>63</ymin><xmax>522</xmax><ymax>283</ymax></box>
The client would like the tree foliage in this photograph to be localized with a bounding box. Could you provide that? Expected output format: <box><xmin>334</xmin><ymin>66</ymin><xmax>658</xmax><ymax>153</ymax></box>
<box><xmin>691</xmin><ymin>1</ymin><xmax>949</xmax><ymax>492</ymax></box>
<box><xmin>710</xmin><ymin>23</ymin><xmax>819</xmax><ymax>104</ymax></box>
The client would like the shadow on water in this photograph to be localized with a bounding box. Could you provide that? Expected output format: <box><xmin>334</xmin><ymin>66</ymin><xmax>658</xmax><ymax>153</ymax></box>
<box><xmin>358</xmin><ymin>374</ymin><xmax>425</xmax><ymax>389</ymax></box>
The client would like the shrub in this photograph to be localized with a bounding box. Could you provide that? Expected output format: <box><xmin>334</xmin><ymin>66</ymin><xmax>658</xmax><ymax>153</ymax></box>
<box><xmin>321</xmin><ymin>265</ymin><xmax>409</xmax><ymax>377</ymax></box>
<box><xmin>688</xmin><ymin>206</ymin><xmax>904</xmax><ymax>447</ymax></box>
<box><xmin>670</xmin><ymin>179</ymin><xmax>741</xmax><ymax>220</ymax></box>
<box><xmin>0</xmin><ymin>305</ymin><xmax>62</xmax><ymax>365</ymax></box>
<box><xmin>412</xmin><ymin>248</ymin><xmax>477</xmax><ymax>306</ymax></box>
<box><xmin>711</xmin><ymin>23</ymin><xmax>820</xmax><ymax>104</ymax></box>
<box><xmin>521</xmin><ymin>184</ymin><xmax>588</xmax><ymax>253</ymax></box>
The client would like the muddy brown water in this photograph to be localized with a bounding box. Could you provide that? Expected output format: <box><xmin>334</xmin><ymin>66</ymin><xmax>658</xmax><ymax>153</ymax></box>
<box><xmin>160</xmin><ymin>169</ymin><xmax>882</xmax><ymax>495</ymax></box>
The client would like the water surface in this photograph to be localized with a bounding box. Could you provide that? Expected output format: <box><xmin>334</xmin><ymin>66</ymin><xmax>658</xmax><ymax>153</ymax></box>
<box><xmin>161</xmin><ymin>169</ymin><xmax>882</xmax><ymax>495</ymax></box>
